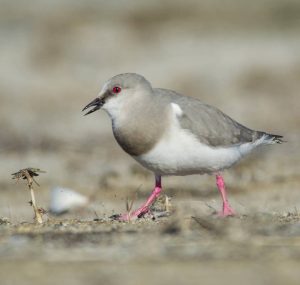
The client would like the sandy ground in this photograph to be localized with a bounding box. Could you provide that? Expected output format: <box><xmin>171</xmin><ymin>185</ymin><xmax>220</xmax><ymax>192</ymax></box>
<box><xmin>1</xmin><ymin>1</ymin><xmax>300</xmax><ymax>284</ymax></box>
<box><xmin>1</xmin><ymin>137</ymin><xmax>300</xmax><ymax>285</ymax></box>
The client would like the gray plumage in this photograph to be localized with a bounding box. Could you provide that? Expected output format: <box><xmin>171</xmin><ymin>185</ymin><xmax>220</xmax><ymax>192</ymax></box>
<box><xmin>152</xmin><ymin>88</ymin><xmax>274</xmax><ymax>147</ymax></box>
<box><xmin>83</xmin><ymin>73</ymin><xmax>283</xmax><ymax>157</ymax></box>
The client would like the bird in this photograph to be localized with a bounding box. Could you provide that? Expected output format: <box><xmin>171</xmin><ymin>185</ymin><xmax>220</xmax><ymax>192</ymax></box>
<box><xmin>82</xmin><ymin>73</ymin><xmax>283</xmax><ymax>220</ymax></box>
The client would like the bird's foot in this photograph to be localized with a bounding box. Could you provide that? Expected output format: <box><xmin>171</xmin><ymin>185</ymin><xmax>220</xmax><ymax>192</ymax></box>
<box><xmin>111</xmin><ymin>206</ymin><xmax>151</xmax><ymax>222</ymax></box>
<box><xmin>218</xmin><ymin>203</ymin><xmax>235</xmax><ymax>217</ymax></box>
<box><xmin>111</xmin><ymin>177</ymin><xmax>162</xmax><ymax>222</ymax></box>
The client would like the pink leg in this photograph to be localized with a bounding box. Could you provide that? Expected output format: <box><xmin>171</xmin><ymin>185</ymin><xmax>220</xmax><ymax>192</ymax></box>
<box><xmin>216</xmin><ymin>174</ymin><xmax>235</xmax><ymax>217</ymax></box>
<box><xmin>118</xmin><ymin>175</ymin><xmax>162</xmax><ymax>221</ymax></box>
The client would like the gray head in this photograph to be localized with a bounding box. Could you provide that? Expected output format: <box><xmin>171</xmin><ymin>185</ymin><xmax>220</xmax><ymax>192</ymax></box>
<box><xmin>82</xmin><ymin>73</ymin><xmax>152</xmax><ymax>116</ymax></box>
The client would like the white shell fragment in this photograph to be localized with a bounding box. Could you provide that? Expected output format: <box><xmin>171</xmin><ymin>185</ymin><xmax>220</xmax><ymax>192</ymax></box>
<box><xmin>50</xmin><ymin>187</ymin><xmax>89</xmax><ymax>215</ymax></box>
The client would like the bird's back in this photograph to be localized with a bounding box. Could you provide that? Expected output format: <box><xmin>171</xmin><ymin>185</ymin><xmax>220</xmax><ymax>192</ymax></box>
<box><xmin>153</xmin><ymin>88</ymin><xmax>280</xmax><ymax>147</ymax></box>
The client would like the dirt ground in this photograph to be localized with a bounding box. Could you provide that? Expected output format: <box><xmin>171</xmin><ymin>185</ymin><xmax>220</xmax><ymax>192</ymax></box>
<box><xmin>1</xmin><ymin>1</ymin><xmax>300</xmax><ymax>285</ymax></box>
<box><xmin>1</xmin><ymin>132</ymin><xmax>300</xmax><ymax>285</ymax></box>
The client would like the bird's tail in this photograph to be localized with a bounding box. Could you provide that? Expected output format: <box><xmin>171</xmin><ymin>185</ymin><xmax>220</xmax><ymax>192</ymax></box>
<box><xmin>258</xmin><ymin>133</ymin><xmax>284</xmax><ymax>145</ymax></box>
<box><xmin>238</xmin><ymin>132</ymin><xmax>283</xmax><ymax>157</ymax></box>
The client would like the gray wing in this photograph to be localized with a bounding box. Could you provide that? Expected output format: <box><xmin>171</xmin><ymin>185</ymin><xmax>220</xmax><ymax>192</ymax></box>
<box><xmin>154</xmin><ymin>88</ymin><xmax>263</xmax><ymax>147</ymax></box>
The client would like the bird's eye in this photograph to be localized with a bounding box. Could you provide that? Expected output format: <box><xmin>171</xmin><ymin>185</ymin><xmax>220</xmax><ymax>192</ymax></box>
<box><xmin>112</xmin><ymin>86</ymin><xmax>121</xmax><ymax>94</ymax></box>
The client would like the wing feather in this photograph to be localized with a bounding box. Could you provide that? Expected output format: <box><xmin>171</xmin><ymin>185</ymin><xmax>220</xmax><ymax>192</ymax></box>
<box><xmin>154</xmin><ymin>88</ymin><xmax>262</xmax><ymax>147</ymax></box>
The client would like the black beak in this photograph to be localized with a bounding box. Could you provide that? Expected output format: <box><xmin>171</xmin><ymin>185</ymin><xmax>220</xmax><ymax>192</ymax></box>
<box><xmin>82</xmin><ymin>97</ymin><xmax>104</xmax><ymax>116</ymax></box>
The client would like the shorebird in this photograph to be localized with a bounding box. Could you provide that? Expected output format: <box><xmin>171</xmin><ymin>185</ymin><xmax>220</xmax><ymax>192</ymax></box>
<box><xmin>83</xmin><ymin>73</ymin><xmax>282</xmax><ymax>219</ymax></box>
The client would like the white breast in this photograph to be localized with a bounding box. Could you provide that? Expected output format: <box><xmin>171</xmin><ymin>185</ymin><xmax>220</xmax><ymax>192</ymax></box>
<box><xmin>133</xmin><ymin>103</ymin><xmax>258</xmax><ymax>176</ymax></box>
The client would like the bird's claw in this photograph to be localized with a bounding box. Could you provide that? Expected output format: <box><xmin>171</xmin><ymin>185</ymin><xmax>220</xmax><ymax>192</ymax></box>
<box><xmin>218</xmin><ymin>203</ymin><xmax>235</xmax><ymax>217</ymax></box>
<box><xmin>110</xmin><ymin>207</ymin><xmax>151</xmax><ymax>221</ymax></box>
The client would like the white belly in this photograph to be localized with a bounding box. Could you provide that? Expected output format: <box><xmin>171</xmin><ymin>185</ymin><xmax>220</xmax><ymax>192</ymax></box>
<box><xmin>134</xmin><ymin>132</ymin><xmax>245</xmax><ymax>176</ymax></box>
<box><xmin>133</xmin><ymin>103</ymin><xmax>263</xmax><ymax>176</ymax></box>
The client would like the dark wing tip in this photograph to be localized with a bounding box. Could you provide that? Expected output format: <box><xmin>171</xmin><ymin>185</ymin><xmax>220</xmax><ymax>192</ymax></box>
<box><xmin>265</xmin><ymin>133</ymin><xmax>285</xmax><ymax>144</ymax></box>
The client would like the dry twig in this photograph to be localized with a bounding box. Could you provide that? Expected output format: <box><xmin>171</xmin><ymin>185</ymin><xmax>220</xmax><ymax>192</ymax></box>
<box><xmin>12</xmin><ymin>168</ymin><xmax>46</xmax><ymax>224</ymax></box>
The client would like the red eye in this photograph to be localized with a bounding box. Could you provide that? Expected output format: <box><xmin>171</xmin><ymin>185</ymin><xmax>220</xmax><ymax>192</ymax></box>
<box><xmin>112</xmin><ymin>86</ymin><xmax>121</xmax><ymax>94</ymax></box>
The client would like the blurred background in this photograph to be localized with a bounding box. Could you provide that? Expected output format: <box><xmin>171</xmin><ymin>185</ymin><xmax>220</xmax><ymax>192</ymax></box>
<box><xmin>0</xmin><ymin>0</ymin><xmax>300</xmax><ymax>220</ymax></box>
<box><xmin>1</xmin><ymin>1</ymin><xmax>300</xmax><ymax>285</ymax></box>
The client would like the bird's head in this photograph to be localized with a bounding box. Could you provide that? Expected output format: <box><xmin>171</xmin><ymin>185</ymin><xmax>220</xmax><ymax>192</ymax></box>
<box><xmin>82</xmin><ymin>73</ymin><xmax>152</xmax><ymax>116</ymax></box>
